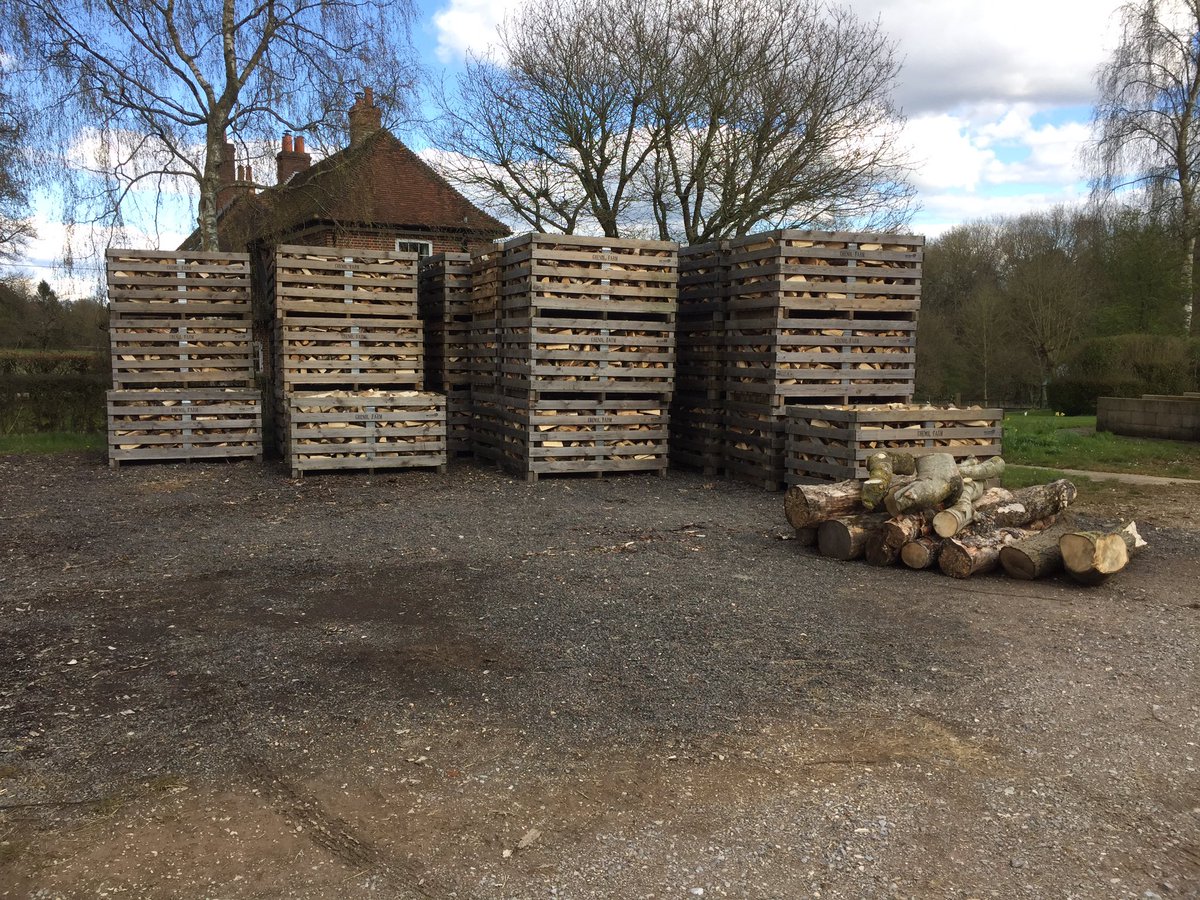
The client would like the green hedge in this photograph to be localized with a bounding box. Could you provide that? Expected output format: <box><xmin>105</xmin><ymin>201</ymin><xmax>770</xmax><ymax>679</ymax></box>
<box><xmin>0</xmin><ymin>349</ymin><xmax>108</xmax><ymax>376</ymax></box>
<box><xmin>1048</xmin><ymin>334</ymin><xmax>1200</xmax><ymax>414</ymax></box>
<box><xmin>0</xmin><ymin>373</ymin><xmax>108</xmax><ymax>433</ymax></box>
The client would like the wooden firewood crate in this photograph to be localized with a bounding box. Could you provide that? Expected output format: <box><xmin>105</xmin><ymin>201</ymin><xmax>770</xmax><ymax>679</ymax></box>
<box><xmin>107</xmin><ymin>388</ymin><xmax>262</xmax><ymax>467</ymax></box>
<box><xmin>784</xmin><ymin>404</ymin><xmax>1003</xmax><ymax>484</ymax></box>
<box><xmin>268</xmin><ymin>247</ymin><xmax>422</xmax><ymax>393</ymax></box>
<box><xmin>468</xmin><ymin>249</ymin><xmax>504</xmax><ymax>456</ymax></box>
<box><xmin>106</xmin><ymin>250</ymin><xmax>253</xmax><ymax>388</ymax></box>
<box><xmin>493</xmin><ymin>393</ymin><xmax>669</xmax><ymax>482</ymax></box>
<box><xmin>499</xmin><ymin>233</ymin><xmax>678</xmax><ymax>313</ymax></box>
<box><xmin>420</xmin><ymin>253</ymin><xmax>478</xmax><ymax>455</ymax></box>
<box><xmin>668</xmin><ymin>391</ymin><xmax>724</xmax><ymax>475</ymax></box>
<box><xmin>284</xmin><ymin>390</ymin><xmax>447</xmax><ymax>478</ymax></box>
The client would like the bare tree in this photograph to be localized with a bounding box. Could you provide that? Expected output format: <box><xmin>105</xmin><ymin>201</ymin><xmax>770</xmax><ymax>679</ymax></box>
<box><xmin>0</xmin><ymin>66</ymin><xmax>35</xmax><ymax>262</ymax></box>
<box><xmin>643</xmin><ymin>0</ymin><xmax>914</xmax><ymax>242</ymax></box>
<box><xmin>1</xmin><ymin>0</ymin><xmax>418</xmax><ymax>253</ymax></box>
<box><xmin>434</xmin><ymin>0</ymin><xmax>662</xmax><ymax>238</ymax></box>
<box><xmin>432</xmin><ymin>0</ymin><xmax>914</xmax><ymax>242</ymax></box>
<box><xmin>1088</xmin><ymin>0</ymin><xmax>1200</xmax><ymax>334</ymax></box>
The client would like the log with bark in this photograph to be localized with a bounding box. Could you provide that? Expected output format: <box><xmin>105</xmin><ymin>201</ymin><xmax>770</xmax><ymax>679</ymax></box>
<box><xmin>784</xmin><ymin>480</ymin><xmax>865</xmax><ymax>529</ymax></box>
<box><xmin>998</xmin><ymin>521</ymin><xmax>1073</xmax><ymax>580</ymax></box>
<box><xmin>864</xmin><ymin>529</ymin><xmax>900</xmax><ymax>566</ymax></box>
<box><xmin>938</xmin><ymin>527</ymin><xmax>1032</xmax><ymax>579</ymax></box>
<box><xmin>900</xmin><ymin>536</ymin><xmax>943</xmax><ymax>569</ymax></box>
<box><xmin>861</xmin><ymin>450</ymin><xmax>916</xmax><ymax>510</ymax></box>
<box><xmin>817</xmin><ymin>514</ymin><xmax>890</xmax><ymax>561</ymax></box>
<box><xmin>885</xmin><ymin>453</ymin><xmax>964</xmax><ymax>516</ymax></box>
<box><xmin>882</xmin><ymin>512</ymin><xmax>933</xmax><ymax>549</ymax></box>
<box><xmin>1059</xmin><ymin>522</ymin><xmax>1146</xmax><ymax>586</ymax></box>
<box><xmin>933</xmin><ymin>480</ymin><xmax>1077</xmax><ymax>538</ymax></box>
<box><xmin>931</xmin><ymin>479</ymin><xmax>985</xmax><ymax>537</ymax></box>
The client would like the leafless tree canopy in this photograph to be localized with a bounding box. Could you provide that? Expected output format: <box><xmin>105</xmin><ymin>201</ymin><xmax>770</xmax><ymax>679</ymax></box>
<box><xmin>0</xmin><ymin>68</ymin><xmax>35</xmax><ymax>262</ymax></box>
<box><xmin>1088</xmin><ymin>0</ymin><xmax>1200</xmax><ymax>333</ymax></box>
<box><xmin>433</xmin><ymin>0</ymin><xmax>915</xmax><ymax>243</ymax></box>
<box><xmin>0</xmin><ymin>0</ymin><xmax>419</xmax><ymax>254</ymax></box>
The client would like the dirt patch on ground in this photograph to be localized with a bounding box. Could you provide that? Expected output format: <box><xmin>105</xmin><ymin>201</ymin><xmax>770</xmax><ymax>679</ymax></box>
<box><xmin>1</xmin><ymin>453</ymin><xmax>1198</xmax><ymax>898</ymax></box>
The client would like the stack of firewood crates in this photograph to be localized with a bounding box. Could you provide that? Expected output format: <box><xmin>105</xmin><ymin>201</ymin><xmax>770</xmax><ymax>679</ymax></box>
<box><xmin>265</xmin><ymin>246</ymin><xmax>447</xmax><ymax>477</ymax></box>
<box><xmin>665</xmin><ymin>230</ymin><xmax>924</xmax><ymax>488</ymax></box>
<box><xmin>469</xmin><ymin>234</ymin><xmax>677</xmax><ymax>482</ymax></box>
<box><xmin>669</xmin><ymin>240</ymin><xmax>729</xmax><ymax>475</ymax></box>
<box><xmin>418</xmin><ymin>253</ymin><xmax>473</xmax><ymax>455</ymax></box>
<box><xmin>106</xmin><ymin>250</ymin><xmax>263</xmax><ymax>467</ymax></box>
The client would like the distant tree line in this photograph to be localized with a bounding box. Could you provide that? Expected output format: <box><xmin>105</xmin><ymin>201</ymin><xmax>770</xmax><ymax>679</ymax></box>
<box><xmin>917</xmin><ymin>203</ymin><xmax>1200</xmax><ymax>411</ymax></box>
<box><xmin>0</xmin><ymin>279</ymin><xmax>107</xmax><ymax>351</ymax></box>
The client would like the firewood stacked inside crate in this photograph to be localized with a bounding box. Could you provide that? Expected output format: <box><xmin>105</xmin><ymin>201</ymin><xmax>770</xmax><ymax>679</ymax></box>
<box><xmin>106</xmin><ymin>249</ymin><xmax>262</xmax><ymax>466</ymax></box>
<box><xmin>783</xmin><ymin>450</ymin><xmax>1147</xmax><ymax>585</ymax></box>
<box><xmin>722</xmin><ymin>230</ymin><xmax>923</xmax><ymax>489</ymax></box>
<box><xmin>784</xmin><ymin>404</ymin><xmax>1002</xmax><ymax>484</ymax></box>
<box><xmin>669</xmin><ymin>240</ymin><xmax>728</xmax><ymax>475</ymax></box>
<box><xmin>475</xmin><ymin>234</ymin><xmax>678</xmax><ymax>482</ymax></box>
<box><xmin>468</xmin><ymin>247</ymin><xmax>505</xmax><ymax>462</ymax></box>
<box><xmin>265</xmin><ymin>246</ymin><xmax>446</xmax><ymax>477</ymax></box>
<box><xmin>418</xmin><ymin>253</ymin><xmax>473</xmax><ymax>454</ymax></box>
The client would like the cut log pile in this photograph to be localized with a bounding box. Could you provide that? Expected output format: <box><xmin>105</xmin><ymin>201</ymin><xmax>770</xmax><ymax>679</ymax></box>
<box><xmin>105</xmin><ymin>250</ymin><xmax>263</xmax><ymax>466</ymax></box>
<box><xmin>784</xmin><ymin>450</ymin><xmax>1146</xmax><ymax>585</ymax></box>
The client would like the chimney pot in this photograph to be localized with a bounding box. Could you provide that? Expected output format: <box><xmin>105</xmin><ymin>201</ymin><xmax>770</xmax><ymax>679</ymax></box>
<box><xmin>282</xmin><ymin>133</ymin><xmax>293</xmax><ymax>153</ymax></box>
<box><xmin>348</xmin><ymin>86</ymin><xmax>383</xmax><ymax>147</ymax></box>
<box><xmin>294</xmin><ymin>135</ymin><xmax>305</xmax><ymax>154</ymax></box>
<box><xmin>364</xmin><ymin>87</ymin><xmax>374</xmax><ymax>106</ymax></box>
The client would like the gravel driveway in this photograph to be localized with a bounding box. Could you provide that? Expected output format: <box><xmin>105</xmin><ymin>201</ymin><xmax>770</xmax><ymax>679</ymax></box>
<box><xmin>1</xmin><ymin>453</ymin><xmax>1198</xmax><ymax>899</ymax></box>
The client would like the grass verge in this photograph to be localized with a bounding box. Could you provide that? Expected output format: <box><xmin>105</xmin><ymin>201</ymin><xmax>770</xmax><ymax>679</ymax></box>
<box><xmin>0</xmin><ymin>432</ymin><xmax>105</xmax><ymax>455</ymax></box>
<box><xmin>1003</xmin><ymin>411</ymin><xmax>1200</xmax><ymax>479</ymax></box>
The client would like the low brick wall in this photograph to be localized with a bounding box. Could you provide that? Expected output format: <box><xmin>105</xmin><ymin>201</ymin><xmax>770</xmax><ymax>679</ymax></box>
<box><xmin>1097</xmin><ymin>395</ymin><xmax>1200</xmax><ymax>441</ymax></box>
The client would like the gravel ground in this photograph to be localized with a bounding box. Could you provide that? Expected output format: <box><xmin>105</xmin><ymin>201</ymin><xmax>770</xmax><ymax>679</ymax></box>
<box><xmin>1</xmin><ymin>452</ymin><xmax>1198</xmax><ymax>899</ymax></box>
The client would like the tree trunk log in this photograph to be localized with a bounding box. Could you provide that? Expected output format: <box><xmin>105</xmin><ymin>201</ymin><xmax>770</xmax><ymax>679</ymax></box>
<box><xmin>998</xmin><ymin>522</ymin><xmax>1073</xmax><ymax>580</ymax></box>
<box><xmin>980</xmin><ymin>480</ymin><xmax>1078</xmax><ymax>529</ymax></box>
<box><xmin>882</xmin><ymin>513</ymin><xmax>931</xmax><ymax>549</ymax></box>
<box><xmin>865</xmin><ymin>529</ymin><xmax>900</xmax><ymax>566</ymax></box>
<box><xmin>793</xmin><ymin>527</ymin><xmax>818</xmax><ymax>547</ymax></box>
<box><xmin>900</xmin><ymin>537</ymin><xmax>943</xmax><ymax>569</ymax></box>
<box><xmin>1060</xmin><ymin>522</ymin><xmax>1146</xmax><ymax>586</ymax></box>
<box><xmin>817</xmin><ymin>514</ymin><xmax>890</xmax><ymax>561</ymax></box>
<box><xmin>885</xmin><ymin>453</ymin><xmax>964</xmax><ymax>516</ymax></box>
<box><xmin>932</xmin><ymin>479</ymin><xmax>986</xmax><ymax>538</ymax></box>
<box><xmin>862</xmin><ymin>450</ymin><xmax>917</xmax><ymax>510</ymax></box>
<box><xmin>958</xmin><ymin>457</ymin><xmax>1005</xmax><ymax>481</ymax></box>
<box><xmin>784</xmin><ymin>480</ymin><xmax>863</xmax><ymax>529</ymax></box>
<box><xmin>939</xmin><ymin>528</ymin><xmax>1031</xmax><ymax>579</ymax></box>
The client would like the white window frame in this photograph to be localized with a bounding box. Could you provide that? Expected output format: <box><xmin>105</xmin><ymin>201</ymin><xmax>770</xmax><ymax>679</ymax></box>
<box><xmin>395</xmin><ymin>239</ymin><xmax>433</xmax><ymax>259</ymax></box>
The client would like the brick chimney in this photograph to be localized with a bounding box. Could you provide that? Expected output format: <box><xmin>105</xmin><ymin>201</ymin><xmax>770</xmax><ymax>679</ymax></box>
<box><xmin>348</xmin><ymin>87</ymin><xmax>382</xmax><ymax>147</ymax></box>
<box><xmin>216</xmin><ymin>139</ymin><xmax>237</xmax><ymax>209</ymax></box>
<box><xmin>276</xmin><ymin>132</ymin><xmax>312</xmax><ymax>185</ymax></box>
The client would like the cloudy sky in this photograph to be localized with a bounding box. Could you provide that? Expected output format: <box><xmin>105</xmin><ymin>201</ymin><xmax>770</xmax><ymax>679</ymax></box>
<box><xmin>20</xmin><ymin>0</ymin><xmax>1126</xmax><ymax>294</ymax></box>
<box><xmin>416</xmin><ymin>0</ymin><xmax>1125</xmax><ymax>235</ymax></box>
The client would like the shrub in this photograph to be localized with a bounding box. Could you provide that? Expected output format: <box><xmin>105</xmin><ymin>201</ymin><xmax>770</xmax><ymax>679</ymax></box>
<box><xmin>0</xmin><ymin>373</ymin><xmax>108</xmax><ymax>433</ymax></box>
<box><xmin>1049</xmin><ymin>334</ymin><xmax>1200</xmax><ymax>414</ymax></box>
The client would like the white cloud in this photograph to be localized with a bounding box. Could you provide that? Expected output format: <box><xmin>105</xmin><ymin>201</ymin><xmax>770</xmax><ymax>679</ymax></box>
<box><xmin>431</xmin><ymin>0</ymin><xmax>517</xmax><ymax>63</ymax></box>
<box><xmin>854</xmin><ymin>0</ymin><xmax>1122</xmax><ymax>114</ymax></box>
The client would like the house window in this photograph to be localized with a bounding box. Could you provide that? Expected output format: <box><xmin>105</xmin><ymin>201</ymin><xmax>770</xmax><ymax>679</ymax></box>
<box><xmin>395</xmin><ymin>239</ymin><xmax>433</xmax><ymax>258</ymax></box>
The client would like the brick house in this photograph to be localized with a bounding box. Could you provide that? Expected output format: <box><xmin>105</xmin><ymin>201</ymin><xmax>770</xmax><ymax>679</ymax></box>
<box><xmin>180</xmin><ymin>88</ymin><xmax>510</xmax><ymax>257</ymax></box>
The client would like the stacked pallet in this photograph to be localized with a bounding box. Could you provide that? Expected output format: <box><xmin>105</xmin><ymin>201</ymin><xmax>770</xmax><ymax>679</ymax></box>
<box><xmin>669</xmin><ymin>241</ymin><xmax>728</xmax><ymax>475</ymax></box>
<box><xmin>106</xmin><ymin>250</ymin><xmax>262</xmax><ymax>466</ymax></box>
<box><xmin>483</xmin><ymin>234</ymin><xmax>678</xmax><ymax>482</ymax></box>
<box><xmin>784</xmin><ymin>405</ymin><xmax>1002</xmax><ymax>484</ymax></box>
<box><xmin>468</xmin><ymin>247</ymin><xmax>505</xmax><ymax>461</ymax></box>
<box><xmin>722</xmin><ymin>230</ymin><xmax>923</xmax><ymax>488</ymax></box>
<box><xmin>266</xmin><ymin>246</ymin><xmax>446</xmax><ymax>477</ymax></box>
<box><xmin>418</xmin><ymin>253</ymin><xmax>473</xmax><ymax>454</ymax></box>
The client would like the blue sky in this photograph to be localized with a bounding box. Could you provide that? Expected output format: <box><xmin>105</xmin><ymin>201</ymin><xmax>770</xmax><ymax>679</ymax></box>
<box><xmin>21</xmin><ymin>0</ymin><xmax>1125</xmax><ymax>296</ymax></box>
